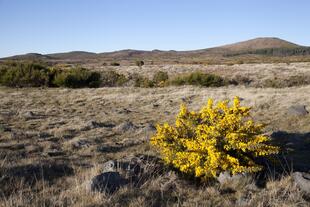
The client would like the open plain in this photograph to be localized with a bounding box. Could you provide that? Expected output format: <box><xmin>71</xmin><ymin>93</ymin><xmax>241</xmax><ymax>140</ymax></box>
<box><xmin>1</xmin><ymin>62</ymin><xmax>310</xmax><ymax>206</ymax></box>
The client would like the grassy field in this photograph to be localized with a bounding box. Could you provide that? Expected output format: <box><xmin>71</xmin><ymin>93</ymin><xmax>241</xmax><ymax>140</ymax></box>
<box><xmin>1</xmin><ymin>81</ymin><xmax>310</xmax><ymax>206</ymax></box>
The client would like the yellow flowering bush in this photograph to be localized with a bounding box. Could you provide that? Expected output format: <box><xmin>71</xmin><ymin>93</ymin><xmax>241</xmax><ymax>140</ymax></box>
<box><xmin>150</xmin><ymin>97</ymin><xmax>279</xmax><ymax>178</ymax></box>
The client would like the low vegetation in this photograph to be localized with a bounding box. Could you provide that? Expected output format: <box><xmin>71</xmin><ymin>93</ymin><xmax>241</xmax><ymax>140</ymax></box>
<box><xmin>100</xmin><ymin>70</ymin><xmax>128</xmax><ymax>87</ymax></box>
<box><xmin>1</xmin><ymin>61</ymin><xmax>310</xmax><ymax>89</ymax></box>
<box><xmin>53</xmin><ymin>68</ymin><xmax>101</xmax><ymax>88</ymax></box>
<box><xmin>0</xmin><ymin>61</ymin><xmax>51</xmax><ymax>87</ymax></box>
<box><xmin>170</xmin><ymin>71</ymin><xmax>227</xmax><ymax>87</ymax></box>
<box><xmin>152</xmin><ymin>71</ymin><xmax>169</xmax><ymax>86</ymax></box>
<box><xmin>151</xmin><ymin>97</ymin><xmax>279</xmax><ymax>178</ymax></box>
<box><xmin>0</xmin><ymin>62</ymin><xmax>101</xmax><ymax>88</ymax></box>
<box><xmin>263</xmin><ymin>75</ymin><xmax>310</xmax><ymax>88</ymax></box>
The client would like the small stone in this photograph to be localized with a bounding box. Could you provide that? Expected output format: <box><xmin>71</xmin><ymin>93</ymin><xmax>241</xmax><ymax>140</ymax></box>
<box><xmin>102</xmin><ymin>160</ymin><xmax>117</xmax><ymax>172</ymax></box>
<box><xmin>71</xmin><ymin>139</ymin><xmax>90</xmax><ymax>149</ymax></box>
<box><xmin>90</xmin><ymin>172</ymin><xmax>127</xmax><ymax>193</ymax></box>
<box><xmin>22</xmin><ymin>111</ymin><xmax>36</xmax><ymax>120</ymax></box>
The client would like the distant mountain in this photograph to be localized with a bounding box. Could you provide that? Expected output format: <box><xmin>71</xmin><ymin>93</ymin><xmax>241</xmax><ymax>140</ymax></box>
<box><xmin>3</xmin><ymin>53</ymin><xmax>55</xmax><ymax>60</ymax></box>
<box><xmin>218</xmin><ymin>37</ymin><xmax>300</xmax><ymax>51</ymax></box>
<box><xmin>1</xmin><ymin>37</ymin><xmax>308</xmax><ymax>64</ymax></box>
<box><xmin>48</xmin><ymin>51</ymin><xmax>97</xmax><ymax>60</ymax></box>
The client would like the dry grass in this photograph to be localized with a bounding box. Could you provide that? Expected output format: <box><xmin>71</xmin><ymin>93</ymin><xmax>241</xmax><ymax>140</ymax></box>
<box><xmin>0</xmin><ymin>80</ymin><xmax>310</xmax><ymax>206</ymax></box>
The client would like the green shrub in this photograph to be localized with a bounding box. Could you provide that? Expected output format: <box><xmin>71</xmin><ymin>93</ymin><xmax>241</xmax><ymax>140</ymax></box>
<box><xmin>110</xmin><ymin>62</ymin><xmax>120</xmax><ymax>66</ymax></box>
<box><xmin>170</xmin><ymin>72</ymin><xmax>226</xmax><ymax>87</ymax></box>
<box><xmin>153</xmin><ymin>71</ymin><xmax>169</xmax><ymax>86</ymax></box>
<box><xmin>101</xmin><ymin>71</ymin><xmax>128</xmax><ymax>87</ymax></box>
<box><xmin>230</xmin><ymin>75</ymin><xmax>253</xmax><ymax>86</ymax></box>
<box><xmin>130</xmin><ymin>73</ymin><xmax>154</xmax><ymax>88</ymax></box>
<box><xmin>53</xmin><ymin>68</ymin><xmax>101</xmax><ymax>88</ymax></box>
<box><xmin>0</xmin><ymin>62</ymin><xmax>50</xmax><ymax>87</ymax></box>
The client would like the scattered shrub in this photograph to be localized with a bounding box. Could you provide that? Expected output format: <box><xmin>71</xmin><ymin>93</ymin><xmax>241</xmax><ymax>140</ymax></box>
<box><xmin>0</xmin><ymin>62</ymin><xmax>50</xmax><ymax>87</ymax></box>
<box><xmin>153</xmin><ymin>71</ymin><xmax>169</xmax><ymax>87</ymax></box>
<box><xmin>110</xmin><ymin>62</ymin><xmax>120</xmax><ymax>66</ymax></box>
<box><xmin>101</xmin><ymin>71</ymin><xmax>128</xmax><ymax>87</ymax></box>
<box><xmin>262</xmin><ymin>75</ymin><xmax>310</xmax><ymax>88</ymax></box>
<box><xmin>151</xmin><ymin>97</ymin><xmax>279</xmax><ymax>179</ymax></box>
<box><xmin>170</xmin><ymin>72</ymin><xmax>226</xmax><ymax>87</ymax></box>
<box><xmin>53</xmin><ymin>68</ymin><xmax>101</xmax><ymax>88</ymax></box>
<box><xmin>130</xmin><ymin>73</ymin><xmax>154</xmax><ymax>88</ymax></box>
<box><xmin>230</xmin><ymin>75</ymin><xmax>253</xmax><ymax>86</ymax></box>
<box><xmin>135</xmin><ymin>60</ymin><xmax>144</xmax><ymax>67</ymax></box>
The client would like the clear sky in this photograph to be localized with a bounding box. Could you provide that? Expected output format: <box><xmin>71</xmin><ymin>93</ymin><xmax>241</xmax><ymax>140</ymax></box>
<box><xmin>0</xmin><ymin>0</ymin><xmax>309</xmax><ymax>57</ymax></box>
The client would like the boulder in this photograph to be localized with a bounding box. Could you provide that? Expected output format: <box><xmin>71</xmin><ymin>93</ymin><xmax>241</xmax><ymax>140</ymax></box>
<box><xmin>90</xmin><ymin>172</ymin><xmax>127</xmax><ymax>193</ymax></box>
<box><xmin>292</xmin><ymin>172</ymin><xmax>310</xmax><ymax>193</ymax></box>
<box><xmin>287</xmin><ymin>105</ymin><xmax>309</xmax><ymax>116</ymax></box>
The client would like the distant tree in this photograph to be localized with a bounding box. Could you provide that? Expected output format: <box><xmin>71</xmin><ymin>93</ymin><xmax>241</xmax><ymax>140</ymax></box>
<box><xmin>135</xmin><ymin>60</ymin><xmax>144</xmax><ymax>67</ymax></box>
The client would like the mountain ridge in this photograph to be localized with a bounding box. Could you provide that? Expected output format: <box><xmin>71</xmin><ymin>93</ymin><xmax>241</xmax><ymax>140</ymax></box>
<box><xmin>1</xmin><ymin>37</ymin><xmax>308</xmax><ymax>62</ymax></box>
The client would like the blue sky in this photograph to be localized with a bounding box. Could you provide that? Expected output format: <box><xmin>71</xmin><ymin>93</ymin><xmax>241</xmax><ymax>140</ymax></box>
<box><xmin>0</xmin><ymin>0</ymin><xmax>309</xmax><ymax>57</ymax></box>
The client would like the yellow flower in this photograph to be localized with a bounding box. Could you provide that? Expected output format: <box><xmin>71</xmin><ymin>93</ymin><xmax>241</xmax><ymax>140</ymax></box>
<box><xmin>150</xmin><ymin>97</ymin><xmax>279</xmax><ymax>178</ymax></box>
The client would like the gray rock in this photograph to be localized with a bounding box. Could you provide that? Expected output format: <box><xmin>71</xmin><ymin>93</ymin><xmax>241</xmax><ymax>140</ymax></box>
<box><xmin>71</xmin><ymin>139</ymin><xmax>90</xmax><ymax>149</ymax></box>
<box><xmin>90</xmin><ymin>172</ymin><xmax>127</xmax><ymax>193</ymax></box>
<box><xmin>287</xmin><ymin>105</ymin><xmax>309</xmax><ymax>116</ymax></box>
<box><xmin>218</xmin><ymin>171</ymin><xmax>254</xmax><ymax>190</ymax></box>
<box><xmin>102</xmin><ymin>160</ymin><xmax>117</xmax><ymax>172</ymax></box>
<box><xmin>101</xmin><ymin>158</ymin><xmax>141</xmax><ymax>177</ymax></box>
<box><xmin>292</xmin><ymin>172</ymin><xmax>310</xmax><ymax>193</ymax></box>
<box><xmin>115</xmin><ymin>121</ymin><xmax>137</xmax><ymax>133</ymax></box>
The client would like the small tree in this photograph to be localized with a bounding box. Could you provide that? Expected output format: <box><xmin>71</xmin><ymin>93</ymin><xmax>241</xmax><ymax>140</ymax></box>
<box><xmin>151</xmin><ymin>97</ymin><xmax>279</xmax><ymax>179</ymax></box>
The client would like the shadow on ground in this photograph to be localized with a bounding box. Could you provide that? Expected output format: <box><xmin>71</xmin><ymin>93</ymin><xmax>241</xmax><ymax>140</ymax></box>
<box><xmin>270</xmin><ymin>131</ymin><xmax>310</xmax><ymax>173</ymax></box>
<box><xmin>0</xmin><ymin>161</ymin><xmax>74</xmax><ymax>197</ymax></box>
